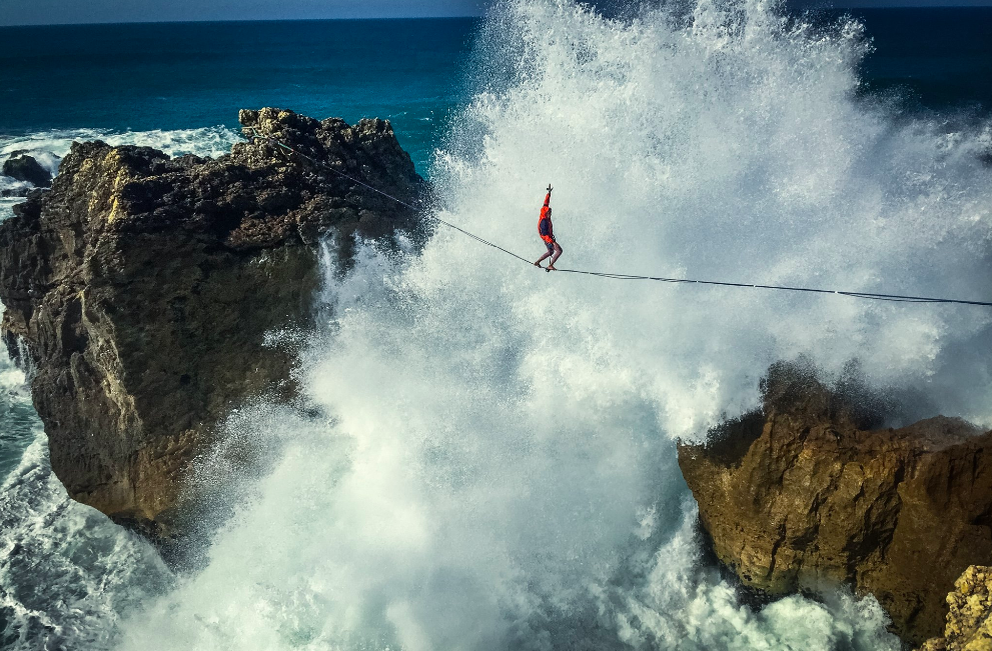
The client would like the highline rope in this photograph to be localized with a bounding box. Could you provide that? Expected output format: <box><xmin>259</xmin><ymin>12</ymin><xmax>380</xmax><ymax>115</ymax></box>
<box><xmin>247</xmin><ymin>129</ymin><xmax>992</xmax><ymax>308</ymax></box>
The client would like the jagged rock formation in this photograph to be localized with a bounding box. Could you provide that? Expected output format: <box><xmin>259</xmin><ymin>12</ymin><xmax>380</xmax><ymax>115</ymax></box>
<box><xmin>0</xmin><ymin>107</ymin><xmax>422</xmax><ymax>546</ymax></box>
<box><xmin>678</xmin><ymin>362</ymin><xmax>992</xmax><ymax>646</ymax></box>
<box><xmin>919</xmin><ymin>565</ymin><xmax>992</xmax><ymax>651</ymax></box>
<box><xmin>2</xmin><ymin>153</ymin><xmax>52</xmax><ymax>187</ymax></box>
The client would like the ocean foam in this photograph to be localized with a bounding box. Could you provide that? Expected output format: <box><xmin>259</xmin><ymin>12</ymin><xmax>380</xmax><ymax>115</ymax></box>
<box><xmin>0</xmin><ymin>430</ymin><xmax>171</xmax><ymax>650</ymax></box>
<box><xmin>115</xmin><ymin>0</ymin><xmax>989</xmax><ymax>648</ymax></box>
<box><xmin>3</xmin><ymin>0</ymin><xmax>992</xmax><ymax>648</ymax></box>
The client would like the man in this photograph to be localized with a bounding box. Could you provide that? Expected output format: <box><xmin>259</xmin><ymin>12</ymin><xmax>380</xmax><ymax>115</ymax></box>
<box><xmin>534</xmin><ymin>184</ymin><xmax>563</xmax><ymax>271</ymax></box>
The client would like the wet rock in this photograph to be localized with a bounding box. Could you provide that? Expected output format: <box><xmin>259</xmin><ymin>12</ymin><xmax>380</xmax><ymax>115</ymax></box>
<box><xmin>918</xmin><ymin>566</ymin><xmax>992</xmax><ymax>651</ymax></box>
<box><xmin>2</xmin><ymin>154</ymin><xmax>52</xmax><ymax>187</ymax></box>
<box><xmin>0</xmin><ymin>108</ymin><xmax>423</xmax><ymax>549</ymax></box>
<box><xmin>677</xmin><ymin>361</ymin><xmax>992</xmax><ymax>646</ymax></box>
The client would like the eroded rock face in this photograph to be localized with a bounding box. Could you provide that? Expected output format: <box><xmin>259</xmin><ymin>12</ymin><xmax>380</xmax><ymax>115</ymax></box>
<box><xmin>678</xmin><ymin>362</ymin><xmax>992</xmax><ymax>645</ymax></box>
<box><xmin>0</xmin><ymin>107</ymin><xmax>422</xmax><ymax>546</ymax></box>
<box><xmin>919</xmin><ymin>565</ymin><xmax>992</xmax><ymax>651</ymax></box>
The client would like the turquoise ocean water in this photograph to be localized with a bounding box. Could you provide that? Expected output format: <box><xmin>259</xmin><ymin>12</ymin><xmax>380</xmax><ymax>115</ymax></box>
<box><xmin>0</xmin><ymin>18</ymin><xmax>481</xmax><ymax>170</ymax></box>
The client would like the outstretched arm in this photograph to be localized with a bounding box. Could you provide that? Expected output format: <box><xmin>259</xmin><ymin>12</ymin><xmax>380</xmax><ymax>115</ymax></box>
<box><xmin>544</xmin><ymin>183</ymin><xmax>552</xmax><ymax>207</ymax></box>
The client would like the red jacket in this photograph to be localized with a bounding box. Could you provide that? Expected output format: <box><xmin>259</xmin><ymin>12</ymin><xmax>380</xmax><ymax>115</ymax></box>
<box><xmin>538</xmin><ymin>192</ymin><xmax>553</xmax><ymax>242</ymax></box>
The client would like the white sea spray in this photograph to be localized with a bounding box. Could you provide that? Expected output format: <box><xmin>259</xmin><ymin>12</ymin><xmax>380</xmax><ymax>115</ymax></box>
<box><xmin>115</xmin><ymin>1</ymin><xmax>989</xmax><ymax>649</ymax></box>
<box><xmin>0</xmin><ymin>405</ymin><xmax>170</xmax><ymax>651</ymax></box>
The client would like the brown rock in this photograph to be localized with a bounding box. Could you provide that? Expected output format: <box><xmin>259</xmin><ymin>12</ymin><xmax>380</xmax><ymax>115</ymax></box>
<box><xmin>918</xmin><ymin>565</ymin><xmax>992</xmax><ymax>651</ymax></box>
<box><xmin>677</xmin><ymin>361</ymin><xmax>992</xmax><ymax>645</ymax></box>
<box><xmin>0</xmin><ymin>108</ymin><xmax>422</xmax><ymax>550</ymax></box>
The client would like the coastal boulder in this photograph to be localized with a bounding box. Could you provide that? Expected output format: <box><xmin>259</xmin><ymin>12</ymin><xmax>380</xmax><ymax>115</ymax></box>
<box><xmin>677</xmin><ymin>362</ymin><xmax>992</xmax><ymax>645</ymax></box>
<box><xmin>0</xmin><ymin>108</ymin><xmax>422</xmax><ymax>548</ymax></box>
<box><xmin>2</xmin><ymin>153</ymin><xmax>53</xmax><ymax>187</ymax></box>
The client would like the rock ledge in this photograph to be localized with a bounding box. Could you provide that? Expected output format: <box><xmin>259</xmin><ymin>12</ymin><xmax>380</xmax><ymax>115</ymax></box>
<box><xmin>678</xmin><ymin>362</ymin><xmax>992</xmax><ymax>645</ymax></box>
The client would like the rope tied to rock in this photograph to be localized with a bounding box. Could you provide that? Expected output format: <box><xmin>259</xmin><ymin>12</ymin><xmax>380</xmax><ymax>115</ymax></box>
<box><xmin>245</xmin><ymin>128</ymin><xmax>992</xmax><ymax>308</ymax></box>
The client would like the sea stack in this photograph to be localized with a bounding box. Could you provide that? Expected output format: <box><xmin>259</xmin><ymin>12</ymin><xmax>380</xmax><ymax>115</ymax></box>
<box><xmin>0</xmin><ymin>108</ymin><xmax>423</xmax><ymax>548</ymax></box>
<box><xmin>677</xmin><ymin>361</ymin><xmax>992</xmax><ymax>646</ymax></box>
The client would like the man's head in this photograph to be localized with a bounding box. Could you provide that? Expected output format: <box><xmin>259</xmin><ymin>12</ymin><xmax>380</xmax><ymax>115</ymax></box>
<box><xmin>546</xmin><ymin>208</ymin><xmax>552</xmax><ymax>218</ymax></box>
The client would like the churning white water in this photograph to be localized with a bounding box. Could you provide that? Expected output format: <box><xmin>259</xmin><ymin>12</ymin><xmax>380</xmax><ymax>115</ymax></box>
<box><xmin>105</xmin><ymin>0</ymin><xmax>990</xmax><ymax>650</ymax></box>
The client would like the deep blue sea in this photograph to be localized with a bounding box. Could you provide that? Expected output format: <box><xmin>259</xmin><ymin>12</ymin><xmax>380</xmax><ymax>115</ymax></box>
<box><xmin>0</xmin><ymin>6</ymin><xmax>991</xmax><ymax>651</ymax></box>
<box><xmin>2</xmin><ymin>10</ymin><xmax>991</xmax><ymax>160</ymax></box>
<box><xmin>832</xmin><ymin>7</ymin><xmax>992</xmax><ymax>114</ymax></box>
<box><xmin>0</xmin><ymin>18</ymin><xmax>481</xmax><ymax>173</ymax></box>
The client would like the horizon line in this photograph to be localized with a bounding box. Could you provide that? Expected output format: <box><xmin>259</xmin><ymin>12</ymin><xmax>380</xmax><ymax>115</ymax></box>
<box><xmin>4</xmin><ymin>3</ymin><xmax>991</xmax><ymax>28</ymax></box>
<box><xmin>0</xmin><ymin>14</ymin><xmax>484</xmax><ymax>29</ymax></box>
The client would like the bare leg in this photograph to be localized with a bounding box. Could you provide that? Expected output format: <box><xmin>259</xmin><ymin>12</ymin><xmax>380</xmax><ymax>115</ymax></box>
<box><xmin>547</xmin><ymin>243</ymin><xmax>563</xmax><ymax>270</ymax></box>
<box><xmin>534</xmin><ymin>250</ymin><xmax>551</xmax><ymax>267</ymax></box>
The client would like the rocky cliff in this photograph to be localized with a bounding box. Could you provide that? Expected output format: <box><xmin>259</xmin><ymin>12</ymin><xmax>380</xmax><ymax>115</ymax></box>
<box><xmin>678</xmin><ymin>362</ymin><xmax>992</xmax><ymax>645</ymax></box>
<box><xmin>0</xmin><ymin>107</ymin><xmax>422</xmax><ymax>546</ymax></box>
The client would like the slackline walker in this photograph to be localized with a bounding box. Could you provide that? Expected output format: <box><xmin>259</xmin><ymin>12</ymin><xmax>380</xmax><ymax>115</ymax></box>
<box><xmin>247</xmin><ymin>129</ymin><xmax>992</xmax><ymax>308</ymax></box>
